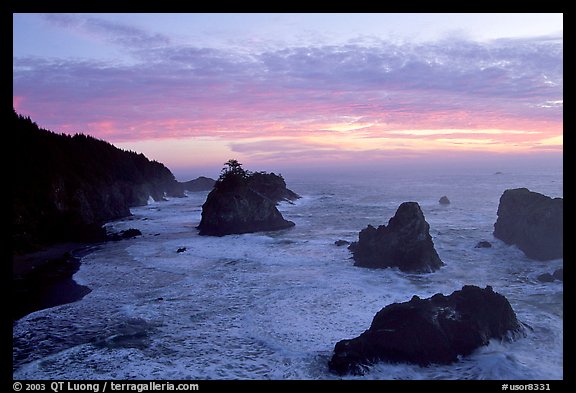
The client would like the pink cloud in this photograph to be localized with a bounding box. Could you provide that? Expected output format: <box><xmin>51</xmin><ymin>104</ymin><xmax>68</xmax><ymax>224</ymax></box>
<box><xmin>13</xmin><ymin>33</ymin><xmax>562</xmax><ymax>165</ymax></box>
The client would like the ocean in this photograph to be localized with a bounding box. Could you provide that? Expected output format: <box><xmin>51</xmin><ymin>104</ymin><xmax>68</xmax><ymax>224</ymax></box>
<box><xmin>12</xmin><ymin>166</ymin><xmax>563</xmax><ymax>380</ymax></box>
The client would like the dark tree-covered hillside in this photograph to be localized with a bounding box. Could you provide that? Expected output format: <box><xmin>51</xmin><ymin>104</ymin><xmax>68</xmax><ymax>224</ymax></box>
<box><xmin>12</xmin><ymin>109</ymin><xmax>184</xmax><ymax>253</ymax></box>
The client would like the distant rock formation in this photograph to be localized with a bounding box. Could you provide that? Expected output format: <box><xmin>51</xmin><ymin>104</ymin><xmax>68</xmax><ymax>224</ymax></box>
<box><xmin>537</xmin><ymin>268</ymin><xmax>563</xmax><ymax>283</ymax></box>
<box><xmin>439</xmin><ymin>196</ymin><xmax>451</xmax><ymax>205</ymax></box>
<box><xmin>537</xmin><ymin>273</ymin><xmax>555</xmax><ymax>283</ymax></box>
<box><xmin>348</xmin><ymin>202</ymin><xmax>443</xmax><ymax>273</ymax></box>
<box><xmin>12</xmin><ymin>109</ymin><xmax>183</xmax><ymax>254</ymax></box>
<box><xmin>328</xmin><ymin>285</ymin><xmax>523</xmax><ymax>375</ymax></box>
<box><xmin>107</xmin><ymin>228</ymin><xmax>142</xmax><ymax>241</ymax></box>
<box><xmin>180</xmin><ymin>176</ymin><xmax>216</xmax><ymax>192</ymax></box>
<box><xmin>475</xmin><ymin>241</ymin><xmax>493</xmax><ymax>248</ymax></box>
<box><xmin>493</xmin><ymin>188</ymin><xmax>563</xmax><ymax>261</ymax></box>
<box><xmin>334</xmin><ymin>240</ymin><xmax>350</xmax><ymax>247</ymax></box>
<box><xmin>197</xmin><ymin>160</ymin><xmax>296</xmax><ymax>236</ymax></box>
<box><xmin>246</xmin><ymin>172</ymin><xmax>300</xmax><ymax>204</ymax></box>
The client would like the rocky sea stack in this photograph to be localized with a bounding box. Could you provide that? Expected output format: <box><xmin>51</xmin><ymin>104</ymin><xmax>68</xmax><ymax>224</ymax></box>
<box><xmin>348</xmin><ymin>202</ymin><xmax>443</xmax><ymax>273</ymax></box>
<box><xmin>494</xmin><ymin>188</ymin><xmax>563</xmax><ymax>261</ymax></box>
<box><xmin>439</xmin><ymin>195</ymin><xmax>450</xmax><ymax>205</ymax></box>
<box><xmin>328</xmin><ymin>285</ymin><xmax>523</xmax><ymax>376</ymax></box>
<box><xmin>197</xmin><ymin>160</ymin><xmax>298</xmax><ymax>236</ymax></box>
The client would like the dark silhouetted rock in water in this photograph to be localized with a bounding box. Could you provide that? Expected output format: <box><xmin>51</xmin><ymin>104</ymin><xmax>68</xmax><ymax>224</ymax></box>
<box><xmin>439</xmin><ymin>196</ymin><xmax>450</xmax><ymax>205</ymax></box>
<box><xmin>197</xmin><ymin>160</ymin><xmax>296</xmax><ymax>236</ymax></box>
<box><xmin>328</xmin><ymin>285</ymin><xmax>523</xmax><ymax>376</ymax></box>
<box><xmin>537</xmin><ymin>268</ymin><xmax>563</xmax><ymax>283</ymax></box>
<box><xmin>348</xmin><ymin>202</ymin><xmax>443</xmax><ymax>273</ymax></box>
<box><xmin>180</xmin><ymin>176</ymin><xmax>216</xmax><ymax>192</ymax></box>
<box><xmin>335</xmin><ymin>240</ymin><xmax>350</xmax><ymax>247</ymax></box>
<box><xmin>493</xmin><ymin>188</ymin><xmax>563</xmax><ymax>261</ymax></box>
<box><xmin>553</xmin><ymin>268</ymin><xmax>563</xmax><ymax>281</ymax></box>
<box><xmin>176</xmin><ymin>247</ymin><xmax>187</xmax><ymax>253</ymax></box>
<box><xmin>198</xmin><ymin>188</ymin><xmax>295</xmax><ymax>236</ymax></box>
<box><xmin>107</xmin><ymin>228</ymin><xmax>142</xmax><ymax>241</ymax></box>
<box><xmin>537</xmin><ymin>273</ymin><xmax>555</xmax><ymax>283</ymax></box>
<box><xmin>475</xmin><ymin>241</ymin><xmax>492</xmax><ymax>248</ymax></box>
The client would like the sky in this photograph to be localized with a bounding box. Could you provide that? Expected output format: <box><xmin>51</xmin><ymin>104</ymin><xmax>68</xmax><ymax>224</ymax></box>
<box><xmin>13</xmin><ymin>13</ymin><xmax>563</xmax><ymax>179</ymax></box>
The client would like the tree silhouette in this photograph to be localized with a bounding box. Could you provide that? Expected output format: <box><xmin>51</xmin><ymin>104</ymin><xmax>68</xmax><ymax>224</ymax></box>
<box><xmin>220</xmin><ymin>159</ymin><xmax>246</xmax><ymax>178</ymax></box>
<box><xmin>216</xmin><ymin>159</ymin><xmax>250</xmax><ymax>190</ymax></box>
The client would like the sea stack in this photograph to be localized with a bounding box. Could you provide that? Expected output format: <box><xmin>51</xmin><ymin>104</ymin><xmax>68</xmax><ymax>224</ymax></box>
<box><xmin>439</xmin><ymin>196</ymin><xmax>450</xmax><ymax>205</ymax></box>
<box><xmin>328</xmin><ymin>285</ymin><xmax>523</xmax><ymax>375</ymax></box>
<box><xmin>197</xmin><ymin>160</ymin><xmax>297</xmax><ymax>236</ymax></box>
<box><xmin>348</xmin><ymin>202</ymin><xmax>443</xmax><ymax>273</ymax></box>
<box><xmin>493</xmin><ymin>188</ymin><xmax>563</xmax><ymax>261</ymax></box>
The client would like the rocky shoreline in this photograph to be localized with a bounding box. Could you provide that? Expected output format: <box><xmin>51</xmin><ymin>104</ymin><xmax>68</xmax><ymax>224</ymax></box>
<box><xmin>12</xmin><ymin>243</ymin><xmax>94</xmax><ymax>321</ymax></box>
<box><xmin>12</xmin><ymin>228</ymin><xmax>147</xmax><ymax>321</ymax></box>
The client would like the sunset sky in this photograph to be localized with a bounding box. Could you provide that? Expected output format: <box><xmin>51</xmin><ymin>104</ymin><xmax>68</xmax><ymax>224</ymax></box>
<box><xmin>13</xmin><ymin>13</ymin><xmax>563</xmax><ymax>179</ymax></box>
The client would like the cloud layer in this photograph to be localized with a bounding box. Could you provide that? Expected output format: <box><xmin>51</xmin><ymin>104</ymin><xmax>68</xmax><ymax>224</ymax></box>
<box><xmin>13</xmin><ymin>14</ymin><xmax>563</xmax><ymax>167</ymax></box>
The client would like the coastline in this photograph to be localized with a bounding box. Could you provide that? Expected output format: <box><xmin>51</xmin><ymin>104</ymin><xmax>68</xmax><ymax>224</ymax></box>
<box><xmin>12</xmin><ymin>243</ymin><xmax>95</xmax><ymax>321</ymax></box>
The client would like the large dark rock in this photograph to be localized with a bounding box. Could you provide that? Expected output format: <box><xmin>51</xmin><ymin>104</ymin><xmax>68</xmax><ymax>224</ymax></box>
<box><xmin>348</xmin><ymin>202</ymin><xmax>443</xmax><ymax>273</ymax></box>
<box><xmin>328</xmin><ymin>285</ymin><xmax>523</xmax><ymax>375</ymax></box>
<box><xmin>197</xmin><ymin>170</ymin><xmax>296</xmax><ymax>236</ymax></box>
<box><xmin>493</xmin><ymin>188</ymin><xmax>563</xmax><ymax>261</ymax></box>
